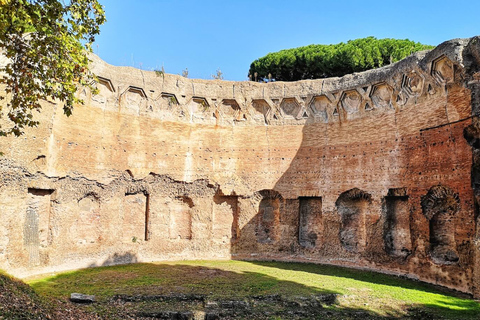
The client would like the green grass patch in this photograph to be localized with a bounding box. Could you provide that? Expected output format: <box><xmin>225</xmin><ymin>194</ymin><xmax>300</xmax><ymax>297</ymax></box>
<box><xmin>28</xmin><ymin>260</ymin><xmax>480</xmax><ymax>319</ymax></box>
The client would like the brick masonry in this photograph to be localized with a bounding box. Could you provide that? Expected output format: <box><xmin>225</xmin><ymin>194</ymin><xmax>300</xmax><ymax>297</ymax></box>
<box><xmin>1</xmin><ymin>37</ymin><xmax>480</xmax><ymax>297</ymax></box>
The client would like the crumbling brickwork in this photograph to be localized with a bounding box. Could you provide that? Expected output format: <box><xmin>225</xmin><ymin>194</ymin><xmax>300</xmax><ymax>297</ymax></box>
<box><xmin>1</xmin><ymin>37</ymin><xmax>480</xmax><ymax>297</ymax></box>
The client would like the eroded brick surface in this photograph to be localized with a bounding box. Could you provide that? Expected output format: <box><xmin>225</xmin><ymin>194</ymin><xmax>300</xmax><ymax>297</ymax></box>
<box><xmin>1</xmin><ymin>37</ymin><xmax>480</xmax><ymax>297</ymax></box>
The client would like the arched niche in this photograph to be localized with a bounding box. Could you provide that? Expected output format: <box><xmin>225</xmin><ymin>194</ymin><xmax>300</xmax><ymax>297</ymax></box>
<box><xmin>421</xmin><ymin>185</ymin><xmax>460</xmax><ymax>264</ymax></box>
<box><xmin>255</xmin><ymin>190</ymin><xmax>282</xmax><ymax>244</ymax></box>
<box><xmin>336</xmin><ymin>188</ymin><xmax>372</xmax><ymax>253</ymax></box>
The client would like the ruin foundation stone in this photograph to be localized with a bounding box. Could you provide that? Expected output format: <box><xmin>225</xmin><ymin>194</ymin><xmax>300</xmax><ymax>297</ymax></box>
<box><xmin>2</xmin><ymin>36</ymin><xmax>480</xmax><ymax>298</ymax></box>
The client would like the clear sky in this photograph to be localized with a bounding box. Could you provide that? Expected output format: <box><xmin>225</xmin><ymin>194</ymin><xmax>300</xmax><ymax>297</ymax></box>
<box><xmin>93</xmin><ymin>0</ymin><xmax>480</xmax><ymax>81</ymax></box>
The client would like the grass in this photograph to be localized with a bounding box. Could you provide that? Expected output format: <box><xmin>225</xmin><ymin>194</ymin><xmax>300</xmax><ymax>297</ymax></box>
<box><xmin>27</xmin><ymin>260</ymin><xmax>480</xmax><ymax>319</ymax></box>
<box><xmin>0</xmin><ymin>269</ymin><xmax>98</xmax><ymax>319</ymax></box>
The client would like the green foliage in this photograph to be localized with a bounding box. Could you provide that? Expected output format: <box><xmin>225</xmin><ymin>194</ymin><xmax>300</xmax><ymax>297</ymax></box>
<box><xmin>0</xmin><ymin>0</ymin><xmax>106</xmax><ymax>136</ymax></box>
<box><xmin>154</xmin><ymin>65</ymin><xmax>165</xmax><ymax>78</ymax></box>
<box><xmin>249</xmin><ymin>37</ymin><xmax>435</xmax><ymax>82</ymax></box>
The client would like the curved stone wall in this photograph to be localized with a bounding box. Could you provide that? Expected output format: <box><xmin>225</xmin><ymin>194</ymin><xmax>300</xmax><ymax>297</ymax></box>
<box><xmin>1</xmin><ymin>37</ymin><xmax>480</xmax><ymax>297</ymax></box>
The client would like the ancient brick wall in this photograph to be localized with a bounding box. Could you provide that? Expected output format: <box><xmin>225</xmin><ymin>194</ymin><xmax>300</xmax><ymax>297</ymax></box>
<box><xmin>1</xmin><ymin>37</ymin><xmax>480</xmax><ymax>297</ymax></box>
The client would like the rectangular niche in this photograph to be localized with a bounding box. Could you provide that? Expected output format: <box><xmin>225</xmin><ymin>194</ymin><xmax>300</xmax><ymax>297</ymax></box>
<box><xmin>169</xmin><ymin>196</ymin><xmax>193</xmax><ymax>240</ymax></box>
<box><xmin>384</xmin><ymin>188</ymin><xmax>411</xmax><ymax>258</ymax></box>
<box><xmin>24</xmin><ymin>188</ymin><xmax>54</xmax><ymax>266</ymax></box>
<box><xmin>256</xmin><ymin>190</ymin><xmax>282</xmax><ymax>244</ymax></box>
<box><xmin>298</xmin><ymin>197</ymin><xmax>322</xmax><ymax>248</ymax></box>
<box><xmin>74</xmin><ymin>194</ymin><xmax>102</xmax><ymax>244</ymax></box>
<box><xmin>123</xmin><ymin>192</ymin><xmax>150</xmax><ymax>242</ymax></box>
<box><xmin>336</xmin><ymin>188</ymin><xmax>371</xmax><ymax>253</ymax></box>
<box><xmin>212</xmin><ymin>195</ymin><xmax>239</xmax><ymax>243</ymax></box>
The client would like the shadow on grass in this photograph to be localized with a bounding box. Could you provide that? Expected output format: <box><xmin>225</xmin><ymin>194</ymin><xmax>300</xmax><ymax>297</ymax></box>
<box><xmin>30</xmin><ymin>262</ymin><xmax>338</xmax><ymax>300</ymax></box>
<box><xmin>247</xmin><ymin>260</ymin><xmax>480</xmax><ymax>319</ymax></box>
<box><xmin>27</xmin><ymin>261</ymin><xmax>346</xmax><ymax>319</ymax></box>
<box><xmin>28</xmin><ymin>258</ymin><xmax>480</xmax><ymax>319</ymax></box>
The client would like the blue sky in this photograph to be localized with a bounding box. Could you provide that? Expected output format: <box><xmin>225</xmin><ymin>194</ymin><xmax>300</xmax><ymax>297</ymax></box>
<box><xmin>93</xmin><ymin>0</ymin><xmax>480</xmax><ymax>81</ymax></box>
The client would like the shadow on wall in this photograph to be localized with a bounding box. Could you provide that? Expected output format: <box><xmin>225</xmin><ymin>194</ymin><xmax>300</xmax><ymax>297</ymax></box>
<box><xmin>229</xmin><ymin>50</ymin><xmax>474</xmax><ymax>293</ymax></box>
<box><xmin>230</xmin><ymin>118</ymin><xmax>468</xmax><ymax>274</ymax></box>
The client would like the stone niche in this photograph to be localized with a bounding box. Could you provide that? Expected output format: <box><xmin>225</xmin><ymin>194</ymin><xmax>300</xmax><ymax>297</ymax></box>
<box><xmin>186</xmin><ymin>97</ymin><xmax>215</xmax><ymax>123</ymax></box>
<box><xmin>401</xmin><ymin>71</ymin><xmax>424</xmax><ymax>97</ymax></box>
<box><xmin>383</xmin><ymin>188</ymin><xmax>411</xmax><ymax>258</ymax></box>
<box><xmin>123</xmin><ymin>192</ymin><xmax>149</xmax><ymax>242</ymax></box>
<box><xmin>169</xmin><ymin>196</ymin><xmax>193</xmax><ymax>240</ymax></box>
<box><xmin>432</xmin><ymin>56</ymin><xmax>455</xmax><ymax>84</ymax></box>
<box><xmin>298</xmin><ymin>197</ymin><xmax>322</xmax><ymax>248</ymax></box>
<box><xmin>370</xmin><ymin>83</ymin><xmax>393</xmax><ymax>110</ymax></box>
<box><xmin>280</xmin><ymin>98</ymin><xmax>301</xmax><ymax>118</ymax></box>
<box><xmin>212</xmin><ymin>193</ymin><xmax>240</xmax><ymax>243</ymax></box>
<box><xmin>308</xmin><ymin>95</ymin><xmax>330</xmax><ymax>122</ymax></box>
<box><xmin>340</xmin><ymin>90</ymin><xmax>362</xmax><ymax>114</ymax></box>
<box><xmin>221</xmin><ymin>99</ymin><xmax>244</xmax><ymax>122</ymax></box>
<box><xmin>255</xmin><ymin>190</ymin><xmax>282</xmax><ymax>244</ymax></box>
<box><xmin>421</xmin><ymin>185</ymin><xmax>460</xmax><ymax>264</ymax></box>
<box><xmin>72</xmin><ymin>193</ymin><xmax>101</xmax><ymax>245</ymax></box>
<box><xmin>251</xmin><ymin>99</ymin><xmax>271</xmax><ymax>124</ymax></box>
<box><xmin>91</xmin><ymin>77</ymin><xmax>115</xmax><ymax>110</ymax></box>
<box><xmin>336</xmin><ymin>188</ymin><xmax>371</xmax><ymax>253</ymax></box>
<box><xmin>120</xmin><ymin>86</ymin><xmax>147</xmax><ymax>115</ymax></box>
<box><xmin>24</xmin><ymin>188</ymin><xmax>54</xmax><ymax>266</ymax></box>
<box><xmin>161</xmin><ymin>92</ymin><xmax>179</xmax><ymax>108</ymax></box>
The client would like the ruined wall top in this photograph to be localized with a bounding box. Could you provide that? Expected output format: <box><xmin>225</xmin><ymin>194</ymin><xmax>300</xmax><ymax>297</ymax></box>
<box><xmin>86</xmin><ymin>37</ymin><xmax>480</xmax><ymax>126</ymax></box>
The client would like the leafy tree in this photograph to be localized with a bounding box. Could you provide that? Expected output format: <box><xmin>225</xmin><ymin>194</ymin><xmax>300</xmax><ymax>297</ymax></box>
<box><xmin>0</xmin><ymin>0</ymin><xmax>106</xmax><ymax>136</ymax></box>
<box><xmin>248</xmin><ymin>37</ymin><xmax>435</xmax><ymax>82</ymax></box>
